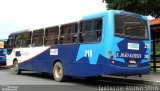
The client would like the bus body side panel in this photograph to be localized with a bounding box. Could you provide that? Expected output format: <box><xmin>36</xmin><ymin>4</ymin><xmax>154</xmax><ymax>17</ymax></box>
<box><xmin>17</xmin><ymin>47</ymin><xmax>53</xmax><ymax>72</ymax></box>
<box><xmin>0</xmin><ymin>49</ymin><xmax>7</xmax><ymax>66</ymax></box>
<box><xmin>16</xmin><ymin>45</ymin><xmax>77</xmax><ymax>74</ymax></box>
<box><xmin>17</xmin><ymin>44</ymin><xmax>106</xmax><ymax>77</ymax></box>
<box><xmin>69</xmin><ymin>12</ymin><xmax>109</xmax><ymax>77</ymax></box>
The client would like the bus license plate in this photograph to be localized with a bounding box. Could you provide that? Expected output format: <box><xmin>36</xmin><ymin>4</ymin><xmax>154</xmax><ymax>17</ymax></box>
<box><xmin>129</xmin><ymin>60</ymin><xmax>136</xmax><ymax>64</ymax></box>
<box><xmin>128</xmin><ymin>60</ymin><xmax>137</xmax><ymax>67</ymax></box>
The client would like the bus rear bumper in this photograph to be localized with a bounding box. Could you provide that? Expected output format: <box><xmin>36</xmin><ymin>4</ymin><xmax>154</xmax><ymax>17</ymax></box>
<box><xmin>105</xmin><ymin>65</ymin><xmax>150</xmax><ymax>75</ymax></box>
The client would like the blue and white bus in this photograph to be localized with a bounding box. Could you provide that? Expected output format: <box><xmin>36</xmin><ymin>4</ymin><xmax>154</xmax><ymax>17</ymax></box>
<box><xmin>6</xmin><ymin>10</ymin><xmax>151</xmax><ymax>81</ymax></box>
<box><xmin>0</xmin><ymin>40</ymin><xmax>7</xmax><ymax>66</ymax></box>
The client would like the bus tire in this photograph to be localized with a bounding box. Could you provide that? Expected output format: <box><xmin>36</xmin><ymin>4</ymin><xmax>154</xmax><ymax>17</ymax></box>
<box><xmin>13</xmin><ymin>61</ymin><xmax>21</xmax><ymax>75</ymax></box>
<box><xmin>53</xmin><ymin>62</ymin><xmax>65</xmax><ymax>82</ymax></box>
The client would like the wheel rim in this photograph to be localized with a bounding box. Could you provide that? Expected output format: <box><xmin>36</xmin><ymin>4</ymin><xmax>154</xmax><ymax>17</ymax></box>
<box><xmin>54</xmin><ymin>64</ymin><xmax>62</xmax><ymax>79</ymax></box>
<box><xmin>14</xmin><ymin>61</ymin><xmax>18</xmax><ymax>72</ymax></box>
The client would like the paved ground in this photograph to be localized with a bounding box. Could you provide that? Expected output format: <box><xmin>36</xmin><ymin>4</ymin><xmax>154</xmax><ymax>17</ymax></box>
<box><xmin>126</xmin><ymin>72</ymin><xmax>160</xmax><ymax>83</ymax></box>
<box><xmin>105</xmin><ymin>72</ymin><xmax>160</xmax><ymax>84</ymax></box>
<box><xmin>0</xmin><ymin>67</ymin><xmax>74</xmax><ymax>85</ymax></box>
<box><xmin>0</xmin><ymin>67</ymin><xmax>160</xmax><ymax>91</ymax></box>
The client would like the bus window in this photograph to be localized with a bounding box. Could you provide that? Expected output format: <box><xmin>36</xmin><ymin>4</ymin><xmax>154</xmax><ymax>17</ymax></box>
<box><xmin>22</xmin><ymin>32</ymin><xmax>31</xmax><ymax>47</ymax></box>
<box><xmin>84</xmin><ymin>20</ymin><xmax>92</xmax><ymax>32</ymax></box>
<box><xmin>15</xmin><ymin>34</ymin><xmax>22</xmax><ymax>48</ymax></box>
<box><xmin>94</xmin><ymin>19</ymin><xmax>102</xmax><ymax>42</ymax></box>
<box><xmin>7</xmin><ymin>35</ymin><xmax>15</xmax><ymax>48</ymax></box>
<box><xmin>60</xmin><ymin>23</ymin><xmax>78</xmax><ymax>44</ymax></box>
<box><xmin>79</xmin><ymin>18</ymin><xmax>102</xmax><ymax>43</ymax></box>
<box><xmin>114</xmin><ymin>15</ymin><xmax>148</xmax><ymax>39</ymax></box>
<box><xmin>32</xmin><ymin>29</ymin><xmax>44</xmax><ymax>47</ymax></box>
<box><xmin>7</xmin><ymin>35</ymin><xmax>15</xmax><ymax>54</ymax></box>
<box><xmin>45</xmin><ymin>26</ymin><xmax>59</xmax><ymax>45</ymax></box>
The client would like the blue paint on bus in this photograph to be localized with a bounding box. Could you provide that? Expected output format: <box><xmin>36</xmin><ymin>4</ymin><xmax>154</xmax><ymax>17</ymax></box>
<box><xmin>0</xmin><ymin>49</ymin><xmax>7</xmax><ymax>66</ymax></box>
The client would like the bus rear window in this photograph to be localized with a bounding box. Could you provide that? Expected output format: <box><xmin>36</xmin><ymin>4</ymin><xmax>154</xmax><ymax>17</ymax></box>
<box><xmin>114</xmin><ymin>15</ymin><xmax>148</xmax><ymax>39</ymax></box>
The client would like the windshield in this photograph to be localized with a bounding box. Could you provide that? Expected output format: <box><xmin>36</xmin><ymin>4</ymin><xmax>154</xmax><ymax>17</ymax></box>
<box><xmin>114</xmin><ymin>15</ymin><xmax>149</xmax><ymax>39</ymax></box>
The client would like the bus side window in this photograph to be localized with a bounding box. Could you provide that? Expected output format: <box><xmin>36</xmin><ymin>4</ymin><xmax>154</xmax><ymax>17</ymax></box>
<box><xmin>7</xmin><ymin>35</ymin><xmax>15</xmax><ymax>54</ymax></box>
<box><xmin>15</xmin><ymin>34</ymin><xmax>22</xmax><ymax>48</ymax></box>
<box><xmin>45</xmin><ymin>26</ymin><xmax>59</xmax><ymax>46</ymax></box>
<box><xmin>84</xmin><ymin>20</ymin><xmax>93</xmax><ymax>31</ymax></box>
<box><xmin>21</xmin><ymin>32</ymin><xmax>31</xmax><ymax>47</ymax></box>
<box><xmin>94</xmin><ymin>18</ymin><xmax>102</xmax><ymax>42</ymax></box>
<box><xmin>7</xmin><ymin>35</ymin><xmax>15</xmax><ymax>48</ymax></box>
<box><xmin>32</xmin><ymin>29</ymin><xmax>44</xmax><ymax>47</ymax></box>
<box><xmin>79</xmin><ymin>18</ymin><xmax>102</xmax><ymax>43</ymax></box>
<box><xmin>60</xmin><ymin>23</ymin><xmax>78</xmax><ymax>44</ymax></box>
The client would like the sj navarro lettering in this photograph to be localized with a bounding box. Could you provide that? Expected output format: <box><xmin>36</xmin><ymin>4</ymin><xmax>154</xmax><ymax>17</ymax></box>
<box><xmin>116</xmin><ymin>52</ymin><xmax>142</xmax><ymax>59</ymax></box>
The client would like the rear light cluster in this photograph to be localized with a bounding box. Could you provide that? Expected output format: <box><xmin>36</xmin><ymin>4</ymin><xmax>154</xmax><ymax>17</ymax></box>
<box><xmin>108</xmin><ymin>51</ymin><xmax>115</xmax><ymax>64</ymax></box>
<box><xmin>110</xmin><ymin>56</ymin><xmax>115</xmax><ymax>64</ymax></box>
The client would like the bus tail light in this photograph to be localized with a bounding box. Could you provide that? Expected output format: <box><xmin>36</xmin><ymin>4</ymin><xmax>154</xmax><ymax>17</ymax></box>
<box><xmin>110</xmin><ymin>56</ymin><xmax>115</xmax><ymax>64</ymax></box>
<box><xmin>108</xmin><ymin>51</ymin><xmax>112</xmax><ymax>55</ymax></box>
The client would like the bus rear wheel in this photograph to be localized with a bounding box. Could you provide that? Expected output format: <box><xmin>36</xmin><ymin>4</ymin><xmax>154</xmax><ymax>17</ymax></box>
<box><xmin>53</xmin><ymin>62</ymin><xmax>65</xmax><ymax>82</ymax></box>
<box><xmin>13</xmin><ymin>61</ymin><xmax>21</xmax><ymax>75</ymax></box>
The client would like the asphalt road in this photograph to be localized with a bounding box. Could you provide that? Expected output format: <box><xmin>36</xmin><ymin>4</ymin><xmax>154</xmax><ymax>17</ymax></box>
<box><xmin>0</xmin><ymin>67</ymin><xmax>160</xmax><ymax>91</ymax></box>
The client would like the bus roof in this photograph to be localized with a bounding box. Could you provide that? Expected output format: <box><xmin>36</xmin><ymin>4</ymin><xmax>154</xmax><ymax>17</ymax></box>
<box><xmin>9</xmin><ymin>29</ymin><xmax>29</xmax><ymax>36</ymax></box>
<box><xmin>9</xmin><ymin>10</ymin><xmax>147</xmax><ymax>36</ymax></box>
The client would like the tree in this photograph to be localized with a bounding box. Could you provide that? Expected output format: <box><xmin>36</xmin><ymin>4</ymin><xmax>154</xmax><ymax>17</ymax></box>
<box><xmin>103</xmin><ymin>0</ymin><xmax>160</xmax><ymax>18</ymax></box>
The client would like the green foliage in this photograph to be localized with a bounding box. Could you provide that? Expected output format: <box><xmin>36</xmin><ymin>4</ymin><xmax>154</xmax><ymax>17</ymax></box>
<box><xmin>104</xmin><ymin>0</ymin><xmax>160</xmax><ymax>18</ymax></box>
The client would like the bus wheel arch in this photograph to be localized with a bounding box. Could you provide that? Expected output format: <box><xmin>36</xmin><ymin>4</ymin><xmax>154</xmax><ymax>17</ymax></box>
<box><xmin>52</xmin><ymin>60</ymin><xmax>66</xmax><ymax>82</ymax></box>
<box><xmin>13</xmin><ymin>58</ymin><xmax>18</xmax><ymax>65</ymax></box>
<box><xmin>13</xmin><ymin>58</ymin><xmax>21</xmax><ymax>75</ymax></box>
<box><xmin>53</xmin><ymin>59</ymin><xmax>62</xmax><ymax>67</ymax></box>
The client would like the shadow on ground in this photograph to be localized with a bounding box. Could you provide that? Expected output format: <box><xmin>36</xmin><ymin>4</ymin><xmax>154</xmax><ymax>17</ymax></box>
<box><xmin>15</xmin><ymin>71</ymin><xmax>153</xmax><ymax>87</ymax></box>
